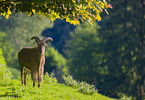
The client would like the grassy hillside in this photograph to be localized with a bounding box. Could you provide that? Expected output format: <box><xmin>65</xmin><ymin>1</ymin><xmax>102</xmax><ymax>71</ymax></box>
<box><xmin>0</xmin><ymin>79</ymin><xmax>116</xmax><ymax>100</ymax></box>
<box><xmin>0</xmin><ymin>49</ymin><xmax>13</xmax><ymax>85</ymax></box>
<box><xmin>0</xmin><ymin>49</ymin><xmax>116</xmax><ymax>100</ymax></box>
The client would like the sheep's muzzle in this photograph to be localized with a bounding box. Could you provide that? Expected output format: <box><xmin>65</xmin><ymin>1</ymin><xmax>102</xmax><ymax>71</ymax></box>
<box><xmin>39</xmin><ymin>51</ymin><xmax>43</xmax><ymax>56</ymax></box>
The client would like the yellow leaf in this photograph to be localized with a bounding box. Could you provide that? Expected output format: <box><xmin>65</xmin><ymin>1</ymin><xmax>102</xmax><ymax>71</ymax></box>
<box><xmin>7</xmin><ymin>7</ymin><xmax>11</xmax><ymax>15</ymax></box>
<box><xmin>66</xmin><ymin>18</ymin><xmax>70</xmax><ymax>22</ymax></box>
<box><xmin>2</xmin><ymin>13</ymin><xmax>6</xmax><ymax>16</ymax></box>
<box><xmin>90</xmin><ymin>21</ymin><xmax>93</xmax><ymax>26</ymax></box>
<box><xmin>51</xmin><ymin>18</ymin><xmax>54</xmax><ymax>23</ymax></box>
<box><xmin>105</xmin><ymin>5</ymin><xmax>109</xmax><ymax>9</ymax></box>
<box><xmin>97</xmin><ymin>14</ymin><xmax>101</xmax><ymax>21</ymax></box>
<box><xmin>6</xmin><ymin>14</ymin><xmax>9</xmax><ymax>19</ymax></box>
<box><xmin>32</xmin><ymin>9</ymin><xmax>36</xmax><ymax>14</ymax></box>
<box><xmin>28</xmin><ymin>12</ymin><xmax>32</xmax><ymax>16</ymax></box>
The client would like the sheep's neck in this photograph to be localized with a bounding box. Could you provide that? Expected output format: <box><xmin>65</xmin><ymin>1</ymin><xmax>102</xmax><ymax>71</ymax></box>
<box><xmin>42</xmin><ymin>47</ymin><xmax>45</xmax><ymax>56</ymax></box>
<box><xmin>37</xmin><ymin>46</ymin><xmax>45</xmax><ymax>57</ymax></box>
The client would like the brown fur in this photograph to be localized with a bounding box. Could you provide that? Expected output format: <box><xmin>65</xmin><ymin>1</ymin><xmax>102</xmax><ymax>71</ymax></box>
<box><xmin>18</xmin><ymin>36</ymin><xmax>53</xmax><ymax>87</ymax></box>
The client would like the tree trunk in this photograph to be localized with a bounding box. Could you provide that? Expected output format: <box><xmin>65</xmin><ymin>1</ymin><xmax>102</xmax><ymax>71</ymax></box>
<box><xmin>137</xmin><ymin>0</ymin><xmax>145</xmax><ymax>100</ymax></box>
<box><xmin>137</xmin><ymin>84</ymin><xmax>144</xmax><ymax>100</ymax></box>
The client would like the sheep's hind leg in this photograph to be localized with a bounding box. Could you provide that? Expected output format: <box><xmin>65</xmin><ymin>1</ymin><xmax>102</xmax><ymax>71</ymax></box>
<box><xmin>24</xmin><ymin>68</ymin><xmax>31</xmax><ymax>86</ymax></box>
<box><xmin>20</xmin><ymin>66</ymin><xmax>24</xmax><ymax>85</ymax></box>
<box><xmin>38</xmin><ymin>73</ymin><xmax>41</xmax><ymax>87</ymax></box>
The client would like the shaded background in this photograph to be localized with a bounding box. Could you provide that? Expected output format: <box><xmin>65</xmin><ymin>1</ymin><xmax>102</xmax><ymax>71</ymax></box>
<box><xmin>0</xmin><ymin>0</ymin><xmax>144</xmax><ymax>99</ymax></box>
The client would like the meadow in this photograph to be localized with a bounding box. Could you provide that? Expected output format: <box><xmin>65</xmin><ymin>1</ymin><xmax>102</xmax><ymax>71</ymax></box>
<box><xmin>0</xmin><ymin>49</ymin><xmax>131</xmax><ymax>100</ymax></box>
<box><xmin>0</xmin><ymin>74</ymin><xmax>116</xmax><ymax>100</ymax></box>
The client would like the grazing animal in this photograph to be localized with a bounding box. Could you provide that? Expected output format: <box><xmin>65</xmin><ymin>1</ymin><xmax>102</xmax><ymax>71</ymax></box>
<box><xmin>18</xmin><ymin>36</ymin><xmax>53</xmax><ymax>87</ymax></box>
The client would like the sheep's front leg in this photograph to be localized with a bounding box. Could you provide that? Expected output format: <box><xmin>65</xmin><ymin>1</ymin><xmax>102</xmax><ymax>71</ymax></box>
<box><xmin>38</xmin><ymin>58</ymin><xmax>45</xmax><ymax>87</ymax></box>
<box><xmin>38</xmin><ymin>67</ymin><xmax>43</xmax><ymax>87</ymax></box>
<box><xmin>38</xmin><ymin>66</ymin><xmax>44</xmax><ymax>87</ymax></box>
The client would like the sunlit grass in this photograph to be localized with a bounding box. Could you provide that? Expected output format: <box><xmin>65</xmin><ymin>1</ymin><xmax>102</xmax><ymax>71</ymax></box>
<box><xmin>0</xmin><ymin>79</ymin><xmax>116</xmax><ymax>100</ymax></box>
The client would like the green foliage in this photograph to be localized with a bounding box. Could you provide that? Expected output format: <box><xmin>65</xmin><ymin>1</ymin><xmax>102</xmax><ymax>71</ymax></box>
<box><xmin>0</xmin><ymin>0</ymin><xmax>112</xmax><ymax>25</ymax></box>
<box><xmin>64</xmin><ymin>76</ymin><xmax>96</xmax><ymax>95</ymax></box>
<box><xmin>43</xmin><ymin>72</ymin><xmax>58</xmax><ymax>84</ymax></box>
<box><xmin>65</xmin><ymin>0</ymin><xmax>144</xmax><ymax>99</ymax></box>
<box><xmin>42</xmin><ymin>19</ymin><xmax>76</xmax><ymax>55</ymax></box>
<box><xmin>46</xmin><ymin>46</ymin><xmax>66</xmax><ymax>68</ymax></box>
<box><xmin>120</xmin><ymin>96</ymin><xmax>132</xmax><ymax>100</ymax></box>
<box><xmin>79</xmin><ymin>81</ymin><xmax>96</xmax><ymax>95</ymax></box>
<box><xmin>9</xmin><ymin>68</ymin><xmax>21</xmax><ymax>79</ymax></box>
<box><xmin>99</xmin><ymin>0</ymin><xmax>144</xmax><ymax>99</ymax></box>
<box><xmin>65</xmin><ymin>21</ymin><xmax>103</xmax><ymax>84</ymax></box>
<box><xmin>0</xmin><ymin>49</ymin><xmax>13</xmax><ymax>85</ymax></box>
<box><xmin>66</xmin><ymin>20</ymin><xmax>135</xmax><ymax>98</ymax></box>
<box><xmin>64</xmin><ymin>76</ymin><xmax>79</xmax><ymax>88</ymax></box>
<box><xmin>45</xmin><ymin>46</ymin><xmax>67</xmax><ymax>74</ymax></box>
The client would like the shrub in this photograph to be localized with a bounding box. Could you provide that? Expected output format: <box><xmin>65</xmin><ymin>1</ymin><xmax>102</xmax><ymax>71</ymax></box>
<box><xmin>43</xmin><ymin>72</ymin><xmax>58</xmax><ymax>84</ymax></box>
<box><xmin>64</xmin><ymin>75</ymin><xmax>97</xmax><ymax>94</ymax></box>
<box><xmin>0</xmin><ymin>49</ymin><xmax>13</xmax><ymax>85</ymax></box>
<box><xmin>120</xmin><ymin>96</ymin><xmax>132</xmax><ymax>100</ymax></box>
<box><xmin>79</xmin><ymin>81</ymin><xmax>96</xmax><ymax>95</ymax></box>
<box><xmin>63</xmin><ymin>76</ymin><xmax>79</xmax><ymax>88</ymax></box>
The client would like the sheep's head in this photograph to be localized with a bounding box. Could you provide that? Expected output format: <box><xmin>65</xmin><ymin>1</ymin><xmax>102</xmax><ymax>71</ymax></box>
<box><xmin>31</xmin><ymin>36</ymin><xmax>53</xmax><ymax>56</ymax></box>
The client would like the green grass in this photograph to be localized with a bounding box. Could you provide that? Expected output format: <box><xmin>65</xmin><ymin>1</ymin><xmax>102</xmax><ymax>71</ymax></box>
<box><xmin>0</xmin><ymin>49</ymin><xmax>116</xmax><ymax>100</ymax></box>
<box><xmin>0</xmin><ymin>79</ymin><xmax>116</xmax><ymax>100</ymax></box>
<box><xmin>9</xmin><ymin>68</ymin><xmax>20</xmax><ymax>79</ymax></box>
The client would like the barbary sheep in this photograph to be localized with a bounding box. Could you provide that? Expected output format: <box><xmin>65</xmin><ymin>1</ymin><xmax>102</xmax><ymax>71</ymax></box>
<box><xmin>18</xmin><ymin>36</ymin><xmax>53</xmax><ymax>87</ymax></box>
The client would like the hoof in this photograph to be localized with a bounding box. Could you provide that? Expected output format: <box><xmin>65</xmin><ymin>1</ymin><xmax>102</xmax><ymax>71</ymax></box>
<box><xmin>24</xmin><ymin>83</ymin><xmax>27</xmax><ymax>86</ymax></box>
<box><xmin>38</xmin><ymin>84</ymin><xmax>40</xmax><ymax>88</ymax></box>
<box><xmin>33</xmin><ymin>83</ymin><xmax>35</xmax><ymax>87</ymax></box>
<box><xmin>21</xmin><ymin>81</ymin><xmax>24</xmax><ymax>85</ymax></box>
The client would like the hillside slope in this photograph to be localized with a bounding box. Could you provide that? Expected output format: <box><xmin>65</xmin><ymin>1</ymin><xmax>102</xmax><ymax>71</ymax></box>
<box><xmin>0</xmin><ymin>49</ymin><xmax>115</xmax><ymax>100</ymax></box>
<box><xmin>0</xmin><ymin>79</ymin><xmax>116</xmax><ymax>100</ymax></box>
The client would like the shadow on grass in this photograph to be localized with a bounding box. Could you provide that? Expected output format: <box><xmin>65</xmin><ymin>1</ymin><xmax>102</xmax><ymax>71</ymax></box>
<box><xmin>0</xmin><ymin>83</ymin><xmax>13</xmax><ymax>86</ymax></box>
<box><xmin>0</xmin><ymin>92</ymin><xmax>18</xmax><ymax>98</ymax></box>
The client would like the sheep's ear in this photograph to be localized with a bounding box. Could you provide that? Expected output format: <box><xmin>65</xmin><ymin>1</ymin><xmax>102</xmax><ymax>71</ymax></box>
<box><xmin>43</xmin><ymin>37</ymin><xmax>53</xmax><ymax>44</ymax></box>
<box><xmin>31</xmin><ymin>36</ymin><xmax>41</xmax><ymax>44</ymax></box>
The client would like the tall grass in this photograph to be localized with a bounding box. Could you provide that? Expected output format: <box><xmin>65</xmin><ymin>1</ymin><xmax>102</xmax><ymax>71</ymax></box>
<box><xmin>0</xmin><ymin>49</ymin><xmax>13</xmax><ymax>85</ymax></box>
